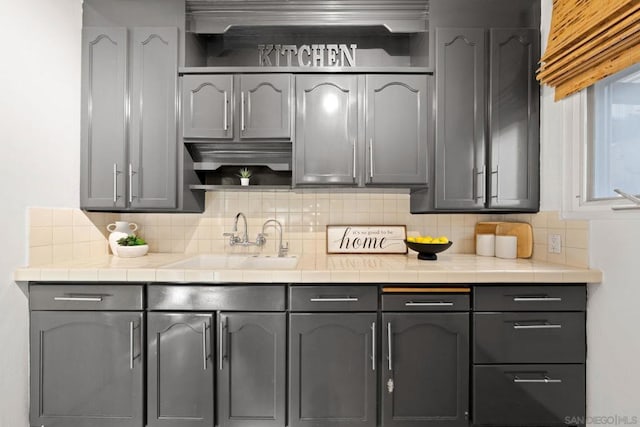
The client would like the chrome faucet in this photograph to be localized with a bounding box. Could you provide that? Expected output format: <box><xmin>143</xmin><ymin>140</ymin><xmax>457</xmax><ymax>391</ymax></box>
<box><xmin>233</xmin><ymin>212</ymin><xmax>249</xmax><ymax>243</ymax></box>
<box><xmin>259</xmin><ymin>219</ymin><xmax>289</xmax><ymax>257</ymax></box>
<box><xmin>223</xmin><ymin>212</ymin><xmax>257</xmax><ymax>246</ymax></box>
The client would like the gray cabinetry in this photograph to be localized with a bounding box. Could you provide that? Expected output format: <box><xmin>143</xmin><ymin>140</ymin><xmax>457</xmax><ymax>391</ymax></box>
<box><xmin>81</xmin><ymin>26</ymin><xmax>179</xmax><ymax>211</ymax></box>
<box><xmin>295</xmin><ymin>75</ymin><xmax>359</xmax><ymax>185</ymax></box>
<box><xmin>433</xmin><ymin>27</ymin><xmax>540</xmax><ymax>212</ymax></box>
<box><xmin>487</xmin><ymin>28</ymin><xmax>540</xmax><ymax>210</ymax></box>
<box><xmin>80</xmin><ymin>27</ymin><xmax>128</xmax><ymax>209</ymax></box>
<box><xmin>434</xmin><ymin>28</ymin><xmax>486</xmax><ymax>210</ymax></box>
<box><xmin>147</xmin><ymin>313</ymin><xmax>214</xmax><ymax>427</ymax></box>
<box><xmin>381</xmin><ymin>293</ymin><xmax>469</xmax><ymax>427</ymax></box>
<box><xmin>218</xmin><ymin>313</ymin><xmax>286</xmax><ymax>427</ymax></box>
<box><xmin>29</xmin><ymin>285</ymin><xmax>144</xmax><ymax>427</ymax></box>
<box><xmin>289</xmin><ymin>313</ymin><xmax>377</xmax><ymax>427</ymax></box>
<box><xmin>366</xmin><ymin>75</ymin><xmax>429</xmax><ymax>185</ymax></box>
<box><xmin>182</xmin><ymin>74</ymin><xmax>233</xmax><ymax>139</ymax></box>
<box><xmin>239</xmin><ymin>74</ymin><xmax>292</xmax><ymax>139</ymax></box>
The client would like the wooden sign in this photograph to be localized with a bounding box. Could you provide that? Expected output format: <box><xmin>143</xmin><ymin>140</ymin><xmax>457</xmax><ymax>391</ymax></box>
<box><xmin>326</xmin><ymin>225</ymin><xmax>407</xmax><ymax>254</ymax></box>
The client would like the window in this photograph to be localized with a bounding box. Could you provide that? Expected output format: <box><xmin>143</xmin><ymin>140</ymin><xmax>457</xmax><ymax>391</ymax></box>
<box><xmin>587</xmin><ymin>62</ymin><xmax>640</xmax><ymax>201</ymax></box>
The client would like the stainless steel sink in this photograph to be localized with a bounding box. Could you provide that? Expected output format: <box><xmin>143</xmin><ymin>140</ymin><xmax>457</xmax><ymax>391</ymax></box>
<box><xmin>160</xmin><ymin>254</ymin><xmax>299</xmax><ymax>270</ymax></box>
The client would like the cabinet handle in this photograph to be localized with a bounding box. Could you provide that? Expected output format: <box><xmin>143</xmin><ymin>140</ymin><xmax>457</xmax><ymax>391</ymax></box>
<box><xmin>223</xmin><ymin>91</ymin><xmax>228</xmax><ymax>131</ymax></box>
<box><xmin>387</xmin><ymin>322</ymin><xmax>393</xmax><ymax>371</ymax></box>
<box><xmin>491</xmin><ymin>164</ymin><xmax>499</xmax><ymax>199</ymax></box>
<box><xmin>369</xmin><ymin>138</ymin><xmax>374</xmax><ymax>181</ymax></box>
<box><xmin>112</xmin><ymin>163</ymin><xmax>120</xmax><ymax>203</ymax></box>
<box><xmin>513</xmin><ymin>323</ymin><xmax>562</xmax><ymax>330</ymax></box>
<box><xmin>202</xmin><ymin>322</ymin><xmax>208</xmax><ymax>370</ymax></box>
<box><xmin>371</xmin><ymin>321</ymin><xmax>376</xmax><ymax>371</ymax></box>
<box><xmin>54</xmin><ymin>296</ymin><xmax>103</xmax><ymax>302</ymax></box>
<box><xmin>219</xmin><ymin>317</ymin><xmax>224</xmax><ymax>371</ymax></box>
<box><xmin>513</xmin><ymin>296</ymin><xmax>562</xmax><ymax>302</ymax></box>
<box><xmin>514</xmin><ymin>376</ymin><xmax>562</xmax><ymax>384</ymax></box>
<box><xmin>128</xmin><ymin>164</ymin><xmax>136</xmax><ymax>204</ymax></box>
<box><xmin>309</xmin><ymin>297</ymin><xmax>359</xmax><ymax>302</ymax></box>
<box><xmin>129</xmin><ymin>321</ymin><xmax>134</xmax><ymax>370</ymax></box>
<box><xmin>241</xmin><ymin>91</ymin><xmax>245</xmax><ymax>131</ymax></box>
<box><xmin>473</xmin><ymin>165</ymin><xmax>486</xmax><ymax>203</ymax></box>
<box><xmin>405</xmin><ymin>301</ymin><xmax>454</xmax><ymax>307</ymax></box>
<box><xmin>352</xmin><ymin>140</ymin><xmax>357</xmax><ymax>180</ymax></box>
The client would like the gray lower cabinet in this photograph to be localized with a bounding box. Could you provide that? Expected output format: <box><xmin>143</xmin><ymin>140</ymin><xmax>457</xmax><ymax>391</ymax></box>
<box><xmin>289</xmin><ymin>313</ymin><xmax>377</xmax><ymax>427</ymax></box>
<box><xmin>30</xmin><ymin>311</ymin><xmax>144</xmax><ymax>427</ymax></box>
<box><xmin>366</xmin><ymin>75</ymin><xmax>429</xmax><ymax>185</ymax></box>
<box><xmin>182</xmin><ymin>74</ymin><xmax>234</xmax><ymax>139</ymax></box>
<box><xmin>147</xmin><ymin>313</ymin><xmax>214</xmax><ymax>427</ymax></box>
<box><xmin>295</xmin><ymin>75</ymin><xmax>359</xmax><ymax>185</ymax></box>
<box><xmin>218</xmin><ymin>313</ymin><xmax>286</xmax><ymax>427</ymax></box>
<box><xmin>382</xmin><ymin>313</ymin><xmax>469</xmax><ymax>427</ymax></box>
<box><xmin>433</xmin><ymin>27</ymin><xmax>540</xmax><ymax>212</ymax></box>
<box><xmin>81</xmin><ymin>26</ymin><xmax>179</xmax><ymax>211</ymax></box>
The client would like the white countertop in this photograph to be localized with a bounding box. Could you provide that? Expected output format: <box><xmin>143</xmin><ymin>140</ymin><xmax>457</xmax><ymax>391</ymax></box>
<box><xmin>13</xmin><ymin>253</ymin><xmax>603</xmax><ymax>284</ymax></box>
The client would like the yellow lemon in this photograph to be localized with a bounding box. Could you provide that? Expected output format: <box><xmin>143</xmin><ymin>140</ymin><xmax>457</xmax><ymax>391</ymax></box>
<box><xmin>406</xmin><ymin>236</ymin><xmax>416</xmax><ymax>243</ymax></box>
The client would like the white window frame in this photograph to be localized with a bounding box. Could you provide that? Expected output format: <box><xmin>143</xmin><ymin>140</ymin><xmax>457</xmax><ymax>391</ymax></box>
<box><xmin>562</xmin><ymin>89</ymin><xmax>640</xmax><ymax>219</ymax></box>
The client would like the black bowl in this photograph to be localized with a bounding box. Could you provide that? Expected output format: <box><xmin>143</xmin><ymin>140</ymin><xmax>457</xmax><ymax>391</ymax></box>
<box><xmin>404</xmin><ymin>240</ymin><xmax>453</xmax><ymax>260</ymax></box>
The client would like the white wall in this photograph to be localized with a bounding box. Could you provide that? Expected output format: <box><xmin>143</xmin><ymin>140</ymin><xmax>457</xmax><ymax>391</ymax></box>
<box><xmin>0</xmin><ymin>1</ymin><xmax>82</xmax><ymax>426</ymax></box>
<box><xmin>539</xmin><ymin>0</ymin><xmax>640</xmax><ymax>421</ymax></box>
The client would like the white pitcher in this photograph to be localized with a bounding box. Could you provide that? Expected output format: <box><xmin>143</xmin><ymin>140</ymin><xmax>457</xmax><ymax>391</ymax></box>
<box><xmin>107</xmin><ymin>221</ymin><xmax>138</xmax><ymax>255</ymax></box>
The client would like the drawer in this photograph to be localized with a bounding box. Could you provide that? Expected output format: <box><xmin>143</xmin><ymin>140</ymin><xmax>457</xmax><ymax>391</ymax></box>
<box><xmin>474</xmin><ymin>312</ymin><xmax>585</xmax><ymax>363</ymax></box>
<box><xmin>382</xmin><ymin>294</ymin><xmax>469</xmax><ymax>311</ymax></box>
<box><xmin>148</xmin><ymin>285</ymin><xmax>285</xmax><ymax>311</ymax></box>
<box><xmin>474</xmin><ymin>285</ymin><xmax>586</xmax><ymax>311</ymax></box>
<box><xmin>289</xmin><ymin>286</ymin><xmax>378</xmax><ymax>311</ymax></box>
<box><xmin>30</xmin><ymin>284</ymin><xmax>143</xmax><ymax>311</ymax></box>
<box><xmin>473</xmin><ymin>364</ymin><xmax>585</xmax><ymax>426</ymax></box>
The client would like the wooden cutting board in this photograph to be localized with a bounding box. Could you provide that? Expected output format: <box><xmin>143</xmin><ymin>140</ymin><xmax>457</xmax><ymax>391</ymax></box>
<box><xmin>475</xmin><ymin>221</ymin><xmax>533</xmax><ymax>258</ymax></box>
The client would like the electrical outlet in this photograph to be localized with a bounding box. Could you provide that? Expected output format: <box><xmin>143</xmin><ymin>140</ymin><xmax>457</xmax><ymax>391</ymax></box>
<box><xmin>548</xmin><ymin>234</ymin><xmax>562</xmax><ymax>254</ymax></box>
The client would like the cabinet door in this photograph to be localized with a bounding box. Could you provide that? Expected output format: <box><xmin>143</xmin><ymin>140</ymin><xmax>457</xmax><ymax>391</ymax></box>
<box><xmin>240</xmin><ymin>74</ymin><xmax>291</xmax><ymax>139</ymax></box>
<box><xmin>218</xmin><ymin>313</ymin><xmax>286</xmax><ymax>427</ymax></box>
<box><xmin>295</xmin><ymin>75</ymin><xmax>359</xmax><ymax>185</ymax></box>
<box><xmin>182</xmin><ymin>74</ymin><xmax>233</xmax><ymax>139</ymax></box>
<box><xmin>382</xmin><ymin>313</ymin><xmax>469</xmax><ymax>427</ymax></box>
<box><xmin>129</xmin><ymin>27</ymin><xmax>178</xmax><ymax>209</ymax></box>
<box><xmin>366</xmin><ymin>75</ymin><xmax>428</xmax><ymax>185</ymax></box>
<box><xmin>147</xmin><ymin>313</ymin><xmax>214</xmax><ymax>427</ymax></box>
<box><xmin>435</xmin><ymin>28</ymin><xmax>486</xmax><ymax>210</ymax></box>
<box><xmin>80</xmin><ymin>27</ymin><xmax>127</xmax><ymax>209</ymax></box>
<box><xmin>289</xmin><ymin>313</ymin><xmax>376</xmax><ymax>427</ymax></box>
<box><xmin>488</xmin><ymin>28</ymin><xmax>540</xmax><ymax>210</ymax></box>
<box><xmin>30</xmin><ymin>311</ymin><xmax>143</xmax><ymax>427</ymax></box>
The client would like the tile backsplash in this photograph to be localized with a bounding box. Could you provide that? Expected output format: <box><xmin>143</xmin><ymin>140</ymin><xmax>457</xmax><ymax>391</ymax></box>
<box><xmin>27</xmin><ymin>190</ymin><xmax>589</xmax><ymax>268</ymax></box>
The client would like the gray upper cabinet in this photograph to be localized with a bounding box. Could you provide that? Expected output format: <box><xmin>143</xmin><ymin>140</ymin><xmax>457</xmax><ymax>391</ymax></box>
<box><xmin>434</xmin><ymin>28</ymin><xmax>486</xmax><ymax>210</ymax></box>
<box><xmin>366</xmin><ymin>75</ymin><xmax>429</xmax><ymax>185</ymax></box>
<box><xmin>382</xmin><ymin>313</ymin><xmax>469</xmax><ymax>427</ymax></box>
<box><xmin>80</xmin><ymin>27</ymin><xmax>128</xmax><ymax>210</ymax></box>
<box><xmin>289</xmin><ymin>313</ymin><xmax>377</xmax><ymax>427</ymax></box>
<box><xmin>129</xmin><ymin>27</ymin><xmax>178</xmax><ymax>209</ymax></box>
<box><xmin>487</xmin><ymin>28</ymin><xmax>540</xmax><ymax>210</ymax></box>
<box><xmin>218</xmin><ymin>313</ymin><xmax>286</xmax><ymax>427</ymax></box>
<box><xmin>147</xmin><ymin>313</ymin><xmax>214</xmax><ymax>427</ymax></box>
<box><xmin>81</xmin><ymin>26</ymin><xmax>179</xmax><ymax>211</ymax></box>
<box><xmin>182</xmin><ymin>74</ymin><xmax>233</xmax><ymax>139</ymax></box>
<box><xmin>295</xmin><ymin>75</ymin><xmax>359</xmax><ymax>185</ymax></box>
<box><xmin>240</xmin><ymin>74</ymin><xmax>292</xmax><ymax>139</ymax></box>
<box><xmin>30</xmin><ymin>311</ymin><xmax>144</xmax><ymax>427</ymax></box>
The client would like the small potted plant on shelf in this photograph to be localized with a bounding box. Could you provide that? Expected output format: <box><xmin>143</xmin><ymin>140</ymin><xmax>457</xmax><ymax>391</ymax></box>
<box><xmin>237</xmin><ymin>167</ymin><xmax>252</xmax><ymax>186</ymax></box>
<box><xmin>115</xmin><ymin>234</ymin><xmax>149</xmax><ymax>258</ymax></box>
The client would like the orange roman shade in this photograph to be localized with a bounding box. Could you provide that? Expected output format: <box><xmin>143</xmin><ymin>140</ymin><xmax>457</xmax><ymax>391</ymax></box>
<box><xmin>537</xmin><ymin>0</ymin><xmax>640</xmax><ymax>101</ymax></box>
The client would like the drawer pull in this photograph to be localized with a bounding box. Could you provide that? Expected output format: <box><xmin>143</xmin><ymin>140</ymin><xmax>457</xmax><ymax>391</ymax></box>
<box><xmin>54</xmin><ymin>296</ymin><xmax>103</xmax><ymax>302</ymax></box>
<box><xmin>371</xmin><ymin>322</ymin><xmax>376</xmax><ymax>371</ymax></box>
<box><xmin>309</xmin><ymin>297</ymin><xmax>359</xmax><ymax>302</ymax></box>
<box><xmin>129</xmin><ymin>321</ymin><xmax>135</xmax><ymax>370</ymax></box>
<box><xmin>514</xmin><ymin>376</ymin><xmax>562</xmax><ymax>384</ymax></box>
<box><xmin>387</xmin><ymin>322</ymin><xmax>393</xmax><ymax>371</ymax></box>
<box><xmin>513</xmin><ymin>323</ymin><xmax>562</xmax><ymax>330</ymax></box>
<box><xmin>513</xmin><ymin>296</ymin><xmax>562</xmax><ymax>302</ymax></box>
<box><xmin>202</xmin><ymin>322</ymin><xmax>208</xmax><ymax>371</ymax></box>
<box><xmin>405</xmin><ymin>301</ymin><xmax>454</xmax><ymax>307</ymax></box>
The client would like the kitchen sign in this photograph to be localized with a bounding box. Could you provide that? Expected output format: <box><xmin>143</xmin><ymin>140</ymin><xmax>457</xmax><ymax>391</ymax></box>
<box><xmin>258</xmin><ymin>44</ymin><xmax>357</xmax><ymax>67</ymax></box>
<box><xmin>326</xmin><ymin>225</ymin><xmax>407</xmax><ymax>254</ymax></box>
